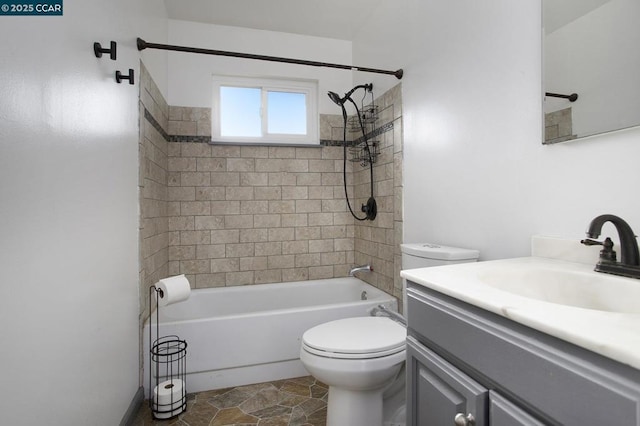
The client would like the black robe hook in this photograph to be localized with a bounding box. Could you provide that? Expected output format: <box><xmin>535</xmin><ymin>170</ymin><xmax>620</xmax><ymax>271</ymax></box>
<box><xmin>115</xmin><ymin>69</ymin><xmax>134</xmax><ymax>85</ymax></box>
<box><xmin>93</xmin><ymin>41</ymin><xmax>117</xmax><ymax>60</ymax></box>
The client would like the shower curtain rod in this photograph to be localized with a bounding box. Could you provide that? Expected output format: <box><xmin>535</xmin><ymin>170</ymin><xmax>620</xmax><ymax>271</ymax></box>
<box><xmin>545</xmin><ymin>91</ymin><xmax>578</xmax><ymax>102</ymax></box>
<box><xmin>137</xmin><ymin>38</ymin><xmax>403</xmax><ymax>80</ymax></box>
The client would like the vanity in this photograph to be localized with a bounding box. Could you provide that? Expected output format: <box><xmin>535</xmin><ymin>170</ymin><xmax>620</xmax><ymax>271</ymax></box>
<box><xmin>401</xmin><ymin>237</ymin><xmax>640</xmax><ymax>425</ymax></box>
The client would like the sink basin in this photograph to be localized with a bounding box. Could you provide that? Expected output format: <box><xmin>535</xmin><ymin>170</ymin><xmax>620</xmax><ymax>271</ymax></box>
<box><xmin>401</xmin><ymin>246</ymin><xmax>640</xmax><ymax>370</ymax></box>
<box><xmin>478</xmin><ymin>265</ymin><xmax>640</xmax><ymax>314</ymax></box>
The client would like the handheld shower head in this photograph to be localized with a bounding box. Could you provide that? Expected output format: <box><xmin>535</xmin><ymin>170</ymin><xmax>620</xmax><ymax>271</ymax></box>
<box><xmin>328</xmin><ymin>91</ymin><xmax>343</xmax><ymax>106</ymax></box>
<box><xmin>327</xmin><ymin>84</ymin><xmax>373</xmax><ymax>106</ymax></box>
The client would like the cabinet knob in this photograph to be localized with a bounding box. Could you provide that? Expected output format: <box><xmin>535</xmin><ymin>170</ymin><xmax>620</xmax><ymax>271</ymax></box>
<box><xmin>454</xmin><ymin>412</ymin><xmax>476</xmax><ymax>426</ymax></box>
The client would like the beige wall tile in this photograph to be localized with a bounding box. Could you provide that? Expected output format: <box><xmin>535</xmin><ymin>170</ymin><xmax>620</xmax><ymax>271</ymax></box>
<box><xmin>211</xmin><ymin>258</ymin><xmax>240</xmax><ymax>273</ymax></box>
<box><xmin>180</xmin><ymin>259</ymin><xmax>211</xmax><ymax>274</ymax></box>
<box><xmin>196</xmin><ymin>187</ymin><xmax>226</xmax><ymax>201</ymax></box>
<box><xmin>194</xmin><ymin>215</ymin><xmax>225</xmax><ymax>230</ymax></box>
<box><xmin>197</xmin><ymin>158</ymin><xmax>226</xmax><ymax>172</ymax></box>
<box><xmin>281</xmin><ymin>213</ymin><xmax>308</xmax><ymax>228</ymax></box>
<box><xmin>182</xmin><ymin>142</ymin><xmax>211</xmax><ymax>157</ymax></box>
<box><xmin>196</xmin><ymin>244</ymin><xmax>226</xmax><ymax>259</ymax></box>
<box><xmin>211</xmin><ymin>229</ymin><xmax>240</xmax><ymax>244</ymax></box>
<box><xmin>240</xmin><ymin>201</ymin><xmax>269</xmax><ymax>215</ymax></box>
<box><xmin>255</xmin><ymin>187</ymin><xmax>282</xmax><ymax>200</ymax></box>
<box><xmin>195</xmin><ymin>273</ymin><xmax>226</xmax><ymax>288</ymax></box>
<box><xmin>254</xmin><ymin>214</ymin><xmax>282</xmax><ymax>229</ymax></box>
<box><xmin>269</xmin><ymin>227</ymin><xmax>295</xmax><ymax>242</ymax></box>
<box><xmin>309</xmin><ymin>239</ymin><xmax>334</xmax><ymax>253</ymax></box>
<box><xmin>255</xmin><ymin>269</ymin><xmax>282</xmax><ymax>284</ymax></box>
<box><xmin>211</xmin><ymin>146</ymin><xmax>241</xmax><ymax>158</ymax></box>
<box><xmin>226</xmin><ymin>271</ymin><xmax>254</xmax><ymax>286</ymax></box>
<box><xmin>240</xmin><ymin>228</ymin><xmax>269</xmax><ymax>243</ymax></box>
<box><xmin>168</xmin><ymin>187</ymin><xmax>196</xmax><ymax>202</ymax></box>
<box><xmin>224</xmin><ymin>215</ymin><xmax>254</xmax><ymax>229</ymax></box>
<box><xmin>168</xmin><ymin>157</ymin><xmax>196</xmax><ymax>172</ymax></box>
<box><xmin>282</xmin><ymin>268</ymin><xmax>309</xmax><ymax>282</ymax></box>
<box><xmin>181</xmin><ymin>172</ymin><xmax>211</xmax><ymax>187</ymax></box>
<box><xmin>282</xmin><ymin>240</ymin><xmax>309</xmax><ymax>255</ymax></box>
<box><xmin>181</xmin><ymin>201</ymin><xmax>211</xmax><ymax>216</ymax></box>
<box><xmin>268</xmin><ymin>255</ymin><xmax>295</xmax><ymax>269</ymax></box>
<box><xmin>154</xmin><ymin>84</ymin><xmax>402</xmax><ymax>296</ymax></box>
<box><xmin>309</xmin><ymin>266</ymin><xmax>334</xmax><ymax>280</ymax></box>
<box><xmin>240</xmin><ymin>256</ymin><xmax>268</xmax><ymax>271</ymax></box>
<box><xmin>226</xmin><ymin>243</ymin><xmax>254</xmax><ymax>258</ymax></box>
<box><xmin>181</xmin><ymin>230</ymin><xmax>211</xmax><ymax>245</ymax></box>
<box><xmin>255</xmin><ymin>242</ymin><xmax>282</xmax><ymax>256</ymax></box>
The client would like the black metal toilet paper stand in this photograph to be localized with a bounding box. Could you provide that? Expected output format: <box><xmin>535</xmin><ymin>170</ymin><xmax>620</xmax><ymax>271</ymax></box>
<box><xmin>148</xmin><ymin>286</ymin><xmax>188</xmax><ymax>419</ymax></box>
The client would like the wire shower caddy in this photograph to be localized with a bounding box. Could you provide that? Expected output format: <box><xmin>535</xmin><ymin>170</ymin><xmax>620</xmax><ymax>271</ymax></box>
<box><xmin>348</xmin><ymin>101</ymin><xmax>380</xmax><ymax>167</ymax></box>
<box><xmin>148</xmin><ymin>286</ymin><xmax>188</xmax><ymax>419</ymax></box>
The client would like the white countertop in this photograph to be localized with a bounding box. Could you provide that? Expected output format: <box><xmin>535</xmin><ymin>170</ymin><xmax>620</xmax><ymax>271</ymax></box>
<box><xmin>401</xmin><ymin>256</ymin><xmax>640</xmax><ymax>370</ymax></box>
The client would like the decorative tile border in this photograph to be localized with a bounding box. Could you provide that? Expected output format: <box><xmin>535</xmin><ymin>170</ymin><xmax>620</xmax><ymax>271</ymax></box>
<box><xmin>143</xmin><ymin>108</ymin><xmax>170</xmax><ymax>141</ymax></box>
<box><xmin>144</xmin><ymin>106</ymin><xmax>395</xmax><ymax>147</ymax></box>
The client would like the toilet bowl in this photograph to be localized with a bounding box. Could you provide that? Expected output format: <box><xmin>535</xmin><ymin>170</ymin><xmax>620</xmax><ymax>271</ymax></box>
<box><xmin>300</xmin><ymin>243</ymin><xmax>479</xmax><ymax>426</ymax></box>
<box><xmin>300</xmin><ymin>316</ymin><xmax>406</xmax><ymax>426</ymax></box>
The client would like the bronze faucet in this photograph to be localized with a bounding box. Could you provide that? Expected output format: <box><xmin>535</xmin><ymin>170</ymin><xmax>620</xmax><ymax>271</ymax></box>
<box><xmin>581</xmin><ymin>214</ymin><xmax>640</xmax><ymax>279</ymax></box>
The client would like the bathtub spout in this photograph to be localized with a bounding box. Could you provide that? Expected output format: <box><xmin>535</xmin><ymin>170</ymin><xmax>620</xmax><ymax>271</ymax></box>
<box><xmin>350</xmin><ymin>264</ymin><xmax>372</xmax><ymax>276</ymax></box>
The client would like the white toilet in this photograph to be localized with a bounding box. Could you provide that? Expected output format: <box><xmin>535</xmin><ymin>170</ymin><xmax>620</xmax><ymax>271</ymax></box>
<box><xmin>300</xmin><ymin>243</ymin><xmax>480</xmax><ymax>426</ymax></box>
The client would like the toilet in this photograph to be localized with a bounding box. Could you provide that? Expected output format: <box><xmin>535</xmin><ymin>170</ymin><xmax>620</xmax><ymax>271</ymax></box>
<box><xmin>300</xmin><ymin>243</ymin><xmax>480</xmax><ymax>426</ymax></box>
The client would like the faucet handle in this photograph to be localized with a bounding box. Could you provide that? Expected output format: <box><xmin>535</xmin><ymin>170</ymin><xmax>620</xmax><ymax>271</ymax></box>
<box><xmin>581</xmin><ymin>238</ymin><xmax>603</xmax><ymax>246</ymax></box>
<box><xmin>581</xmin><ymin>237</ymin><xmax>616</xmax><ymax>262</ymax></box>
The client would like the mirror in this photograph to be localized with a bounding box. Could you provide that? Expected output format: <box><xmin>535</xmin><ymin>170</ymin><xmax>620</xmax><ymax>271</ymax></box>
<box><xmin>543</xmin><ymin>0</ymin><xmax>640</xmax><ymax>144</ymax></box>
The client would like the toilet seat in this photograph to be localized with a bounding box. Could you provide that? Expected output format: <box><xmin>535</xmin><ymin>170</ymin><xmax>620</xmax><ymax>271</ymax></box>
<box><xmin>302</xmin><ymin>317</ymin><xmax>406</xmax><ymax>360</ymax></box>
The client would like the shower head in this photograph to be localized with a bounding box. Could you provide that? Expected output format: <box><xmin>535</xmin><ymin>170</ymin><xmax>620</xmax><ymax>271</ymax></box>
<box><xmin>327</xmin><ymin>83</ymin><xmax>373</xmax><ymax>106</ymax></box>
<box><xmin>328</xmin><ymin>91</ymin><xmax>343</xmax><ymax>106</ymax></box>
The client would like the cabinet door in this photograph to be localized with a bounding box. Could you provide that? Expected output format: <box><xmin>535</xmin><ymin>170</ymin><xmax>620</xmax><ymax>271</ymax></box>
<box><xmin>489</xmin><ymin>391</ymin><xmax>547</xmax><ymax>426</ymax></box>
<box><xmin>407</xmin><ymin>336</ymin><xmax>488</xmax><ymax>426</ymax></box>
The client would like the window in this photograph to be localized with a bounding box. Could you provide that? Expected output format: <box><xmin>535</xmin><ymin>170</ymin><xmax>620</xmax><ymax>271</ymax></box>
<box><xmin>212</xmin><ymin>76</ymin><xmax>318</xmax><ymax>145</ymax></box>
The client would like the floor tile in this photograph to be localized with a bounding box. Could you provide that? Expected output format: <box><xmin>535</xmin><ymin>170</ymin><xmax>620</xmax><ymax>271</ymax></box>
<box><xmin>132</xmin><ymin>376</ymin><xmax>327</xmax><ymax>426</ymax></box>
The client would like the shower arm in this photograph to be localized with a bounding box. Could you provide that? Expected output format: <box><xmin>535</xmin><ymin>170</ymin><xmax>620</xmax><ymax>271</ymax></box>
<box><xmin>339</xmin><ymin>84</ymin><xmax>373</xmax><ymax>105</ymax></box>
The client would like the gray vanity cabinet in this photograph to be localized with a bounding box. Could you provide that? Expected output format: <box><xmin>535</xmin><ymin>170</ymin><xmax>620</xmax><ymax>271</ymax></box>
<box><xmin>407</xmin><ymin>336</ymin><xmax>487</xmax><ymax>425</ymax></box>
<box><xmin>407</xmin><ymin>336</ymin><xmax>542</xmax><ymax>426</ymax></box>
<box><xmin>489</xmin><ymin>391</ymin><xmax>546</xmax><ymax>426</ymax></box>
<box><xmin>406</xmin><ymin>281</ymin><xmax>640</xmax><ymax>426</ymax></box>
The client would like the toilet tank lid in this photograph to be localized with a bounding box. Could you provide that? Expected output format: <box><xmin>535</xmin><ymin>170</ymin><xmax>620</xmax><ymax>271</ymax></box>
<box><xmin>401</xmin><ymin>243</ymin><xmax>479</xmax><ymax>261</ymax></box>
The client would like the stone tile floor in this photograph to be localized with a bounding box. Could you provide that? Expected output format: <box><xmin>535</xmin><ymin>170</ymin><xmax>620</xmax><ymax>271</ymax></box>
<box><xmin>133</xmin><ymin>376</ymin><xmax>328</xmax><ymax>426</ymax></box>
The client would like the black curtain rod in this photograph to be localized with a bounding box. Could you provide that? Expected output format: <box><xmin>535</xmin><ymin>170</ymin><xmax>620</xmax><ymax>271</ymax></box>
<box><xmin>545</xmin><ymin>92</ymin><xmax>578</xmax><ymax>102</ymax></box>
<box><xmin>137</xmin><ymin>38</ymin><xmax>403</xmax><ymax>80</ymax></box>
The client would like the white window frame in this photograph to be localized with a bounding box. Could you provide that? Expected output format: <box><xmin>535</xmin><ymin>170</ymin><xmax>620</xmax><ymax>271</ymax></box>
<box><xmin>212</xmin><ymin>75</ymin><xmax>319</xmax><ymax>145</ymax></box>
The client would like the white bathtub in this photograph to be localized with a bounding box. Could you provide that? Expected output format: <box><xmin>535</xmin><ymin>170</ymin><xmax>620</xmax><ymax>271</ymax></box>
<box><xmin>143</xmin><ymin>277</ymin><xmax>397</xmax><ymax>396</ymax></box>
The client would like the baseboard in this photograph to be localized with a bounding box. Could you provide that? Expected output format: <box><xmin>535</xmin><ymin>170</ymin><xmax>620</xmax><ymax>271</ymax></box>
<box><xmin>119</xmin><ymin>386</ymin><xmax>144</xmax><ymax>426</ymax></box>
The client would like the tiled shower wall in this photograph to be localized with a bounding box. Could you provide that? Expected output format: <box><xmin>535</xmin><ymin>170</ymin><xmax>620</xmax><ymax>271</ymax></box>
<box><xmin>139</xmin><ymin>62</ymin><xmax>170</xmax><ymax>323</ymax></box>
<box><xmin>138</xmin><ymin>64</ymin><xmax>403</xmax><ymax>312</ymax></box>
<box><xmin>165</xmin><ymin>130</ymin><xmax>357</xmax><ymax>286</ymax></box>
<box><xmin>544</xmin><ymin>107</ymin><xmax>575</xmax><ymax>144</ymax></box>
<box><xmin>353</xmin><ymin>85</ymin><xmax>404</xmax><ymax>304</ymax></box>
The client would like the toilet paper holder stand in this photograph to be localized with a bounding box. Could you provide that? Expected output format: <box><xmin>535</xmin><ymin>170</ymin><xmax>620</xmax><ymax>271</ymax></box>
<box><xmin>148</xmin><ymin>285</ymin><xmax>188</xmax><ymax>420</ymax></box>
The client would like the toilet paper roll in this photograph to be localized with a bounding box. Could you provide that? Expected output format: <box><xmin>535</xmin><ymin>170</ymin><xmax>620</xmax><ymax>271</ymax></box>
<box><xmin>155</xmin><ymin>274</ymin><xmax>191</xmax><ymax>307</ymax></box>
<box><xmin>153</xmin><ymin>379</ymin><xmax>186</xmax><ymax>419</ymax></box>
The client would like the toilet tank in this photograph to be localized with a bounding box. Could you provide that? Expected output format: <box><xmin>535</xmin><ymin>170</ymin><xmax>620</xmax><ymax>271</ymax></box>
<box><xmin>400</xmin><ymin>243</ymin><xmax>479</xmax><ymax>315</ymax></box>
<box><xmin>401</xmin><ymin>243</ymin><xmax>479</xmax><ymax>269</ymax></box>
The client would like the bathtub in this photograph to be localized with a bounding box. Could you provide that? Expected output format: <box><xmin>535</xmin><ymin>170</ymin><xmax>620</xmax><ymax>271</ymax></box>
<box><xmin>143</xmin><ymin>277</ymin><xmax>397</xmax><ymax>396</ymax></box>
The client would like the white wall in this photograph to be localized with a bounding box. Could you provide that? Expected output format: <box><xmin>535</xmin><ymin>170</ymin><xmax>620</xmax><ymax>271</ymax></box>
<box><xmin>0</xmin><ymin>0</ymin><xmax>165</xmax><ymax>424</ymax></box>
<box><xmin>354</xmin><ymin>0</ymin><xmax>640</xmax><ymax>261</ymax></box>
<box><xmin>134</xmin><ymin>1</ymin><xmax>169</xmax><ymax>98</ymax></box>
<box><xmin>167</xmin><ymin>20</ymin><xmax>353</xmax><ymax>113</ymax></box>
<box><xmin>545</xmin><ymin>0</ymin><xmax>640</xmax><ymax>138</ymax></box>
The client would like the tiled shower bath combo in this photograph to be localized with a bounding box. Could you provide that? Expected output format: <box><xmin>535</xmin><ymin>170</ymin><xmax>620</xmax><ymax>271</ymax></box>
<box><xmin>138</xmin><ymin>62</ymin><xmax>403</xmax><ymax>421</ymax></box>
